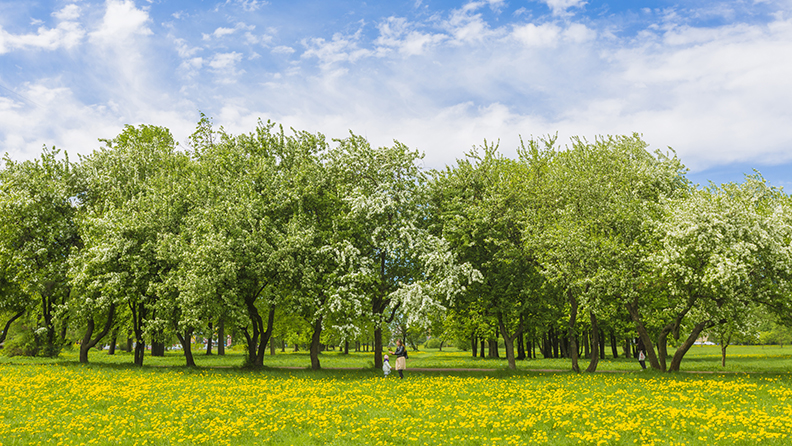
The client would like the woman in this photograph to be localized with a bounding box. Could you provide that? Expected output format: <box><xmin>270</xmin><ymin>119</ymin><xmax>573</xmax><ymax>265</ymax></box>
<box><xmin>389</xmin><ymin>339</ymin><xmax>408</xmax><ymax>379</ymax></box>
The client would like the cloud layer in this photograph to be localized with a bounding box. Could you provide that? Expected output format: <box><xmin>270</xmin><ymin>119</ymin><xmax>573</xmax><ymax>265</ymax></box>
<box><xmin>1</xmin><ymin>0</ymin><xmax>791</xmax><ymax>175</ymax></box>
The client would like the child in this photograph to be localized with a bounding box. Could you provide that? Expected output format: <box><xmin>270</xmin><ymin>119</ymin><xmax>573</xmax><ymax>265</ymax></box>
<box><xmin>383</xmin><ymin>354</ymin><xmax>391</xmax><ymax>377</ymax></box>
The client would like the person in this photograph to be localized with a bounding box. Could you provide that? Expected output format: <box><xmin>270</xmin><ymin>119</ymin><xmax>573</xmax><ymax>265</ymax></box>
<box><xmin>638</xmin><ymin>350</ymin><xmax>647</xmax><ymax>370</ymax></box>
<box><xmin>389</xmin><ymin>339</ymin><xmax>408</xmax><ymax>379</ymax></box>
<box><xmin>382</xmin><ymin>354</ymin><xmax>391</xmax><ymax>377</ymax></box>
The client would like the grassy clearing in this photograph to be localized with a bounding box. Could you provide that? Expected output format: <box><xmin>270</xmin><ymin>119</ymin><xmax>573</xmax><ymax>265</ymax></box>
<box><xmin>1</xmin><ymin>363</ymin><xmax>791</xmax><ymax>445</ymax></box>
<box><xmin>3</xmin><ymin>344</ymin><xmax>792</xmax><ymax>373</ymax></box>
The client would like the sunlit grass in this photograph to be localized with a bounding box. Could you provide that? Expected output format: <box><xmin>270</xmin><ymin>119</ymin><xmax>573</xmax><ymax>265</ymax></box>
<box><xmin>3</xmin><ymin>344</ymin><xmax>792</xmax><ymax>373</ymax></box>
<box><xmin>1</xmin><ymin>363</ymin><xmax>791</xmax><ymax>445</ymax></box>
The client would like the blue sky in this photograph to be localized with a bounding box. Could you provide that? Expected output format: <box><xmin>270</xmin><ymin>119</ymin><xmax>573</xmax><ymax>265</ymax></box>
<box><xmin>1</xmin><ymin>0</ymin><xmax>791</xmax><ymax>188</ymax></box>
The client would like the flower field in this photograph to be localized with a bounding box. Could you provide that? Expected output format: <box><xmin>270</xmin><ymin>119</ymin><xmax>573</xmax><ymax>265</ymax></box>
<box><xmin>1</xmin><ymin>364</ymin><xmax>792</xmax><ymax>445</ymax></box>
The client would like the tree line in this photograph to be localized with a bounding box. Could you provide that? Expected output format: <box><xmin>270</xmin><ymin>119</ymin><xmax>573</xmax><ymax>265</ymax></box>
<box><xmin>2</xmin><ymin>116</ymin><xmax>791</xmax><ymax>372</ymax></box>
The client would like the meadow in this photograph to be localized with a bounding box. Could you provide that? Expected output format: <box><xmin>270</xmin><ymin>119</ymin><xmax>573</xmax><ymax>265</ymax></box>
<box><xmin>1</xmin><ymin>345</ymin><xmax>792</xmax><ymax>445</ymax></box>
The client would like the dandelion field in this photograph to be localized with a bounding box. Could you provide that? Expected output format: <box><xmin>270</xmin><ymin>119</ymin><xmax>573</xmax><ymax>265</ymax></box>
<box><xmin>2</xmin><ymin>358</ymin><xmax>792</xmax><ymax>445</ymax></box>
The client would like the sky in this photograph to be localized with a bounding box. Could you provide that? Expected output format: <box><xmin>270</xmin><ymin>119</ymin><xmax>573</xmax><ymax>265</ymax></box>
<box><xmin>1</xmin><ymin>0</ymin><xmax>792</xmax><ymax>188</ymax></box>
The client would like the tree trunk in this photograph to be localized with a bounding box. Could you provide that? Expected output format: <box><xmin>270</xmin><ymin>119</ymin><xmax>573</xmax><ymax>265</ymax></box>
<box><xmin>79</xmin><ymin>305</ymin><xmax>116</xmax><ymax>363</ymax></box>
<box><xmin>206</xmin><ymin>322</ymin><xmax>213</xmax><ymax>355</ymax></box>
<box><xmin>270</xmin><ymin>338</ymin><xmax>277</xmax><ymax>355</ymax></box>
<box><xmin>480</xmin><ymin>339</ymin><xmax>486</xmax><ymax>357</ymax></box>
<box><xmin>498</xmin><ymin>315</ymin><xmax>523</xmax><ymax>370</ymax></box>
<box><xmin>108</xmin><ymin>327</ymin><xmax>118</xmax><ymax>355</ymax></box>
<box><xmin>373</xmin><ymin>326</ymin><xmax>384</xmax><ymax>368</ymax></box>
<box><xmin>175</xmin><ymin>328</ymin><xmax>196</xmax><ymax>367</ymax></box>
<box><xmin>0</xmin><ymin>310</ymin><xmax>25</xmax><ymax>346</ymax></box>
<box><xmin>610</xmin><ymin>330</ymin><xmax>618</xmax><ymax>359</ymax></box>
<box><xmin>256</xmin><ymin>306</ymin><xmax>275</xmax><ymax>366</ymax></box>
<box><xmin>567</xmin><ymin>291</ymin><xmax>580</xmax><ymax>373</ymax></box>
<box><xmin>217</xmin><ymin>319</ymin><xmax>225</xmax><ymax>355</ymax></box>
<box><xmin>626</xmin><ymin>300</ymin><xmax>662</xmax><ymax>370</ymax></box>
<box><xmin>583</xmin><ymin>329</ymin><xmax>590</xmax><ymax>359</ymax></box>
<box><xmin>344</xmin><ymin>340</ymin><xmax>349</xmax><ymax>355</ymax></box>
<box><xmin>487</xmin><ymin>338</ymin><xmax>499</xmax><ymax>358</ymax></box>
<box><xmin>720</xmin><ymin>333</ymin><xmax>731</xmax><ymax>367</ymax></box>
<box><xmin>471</xmin><ymin>334</ymin><xmax>478</xmax><ymax>358</ymax></box>
<box><xmin>310</xmin><ymin>316</ymin><xmax>323</xmax><ymax>370</ymax></box>
<box><xmin>516</xmin><ymin>332</ymin><xmax>526</xmax><ymax>360</ymax></box>
<box><xmin>668</xmin><ymin>320</ymin><xmax>715</xmax><ymax>372</ymax></box>
<box><xmin>585</xmin><ymin>311</ymin><xmax>600</xmax><ymax>373</ymax></box>
<box><xmin>151</xmin><ymin>342</ymin><xmax>165</xmax><ymax>357</ymax></box>
<box><xmin>130</xmin><ymin>302</ymin><xmax>146</xmax><ymax>366</ymax></box>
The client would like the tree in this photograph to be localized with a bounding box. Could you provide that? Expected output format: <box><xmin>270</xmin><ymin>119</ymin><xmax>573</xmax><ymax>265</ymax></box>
<box><xmin>645</xmin><ymin>175</ymin><xmax>792</xmax><ymax>371</ymax></box>
<box><xmin>331</xmin><ymin>134</ymin><xmax>480</xmax><ymax>369</ymax></box>
<box><xmin>537</xmin><ymin>134</ymin><xmax>688</xmax><ymax>372</ymax></box>
<box><xmin>0</xmin><ymin>147</ymin><xmax>79</xmax><ymax>356</ymax></box>
<box><xmin>72</xmin><ymin>125</ymin><xmax>184</xmax><ymax>365</ymax></box>
<box><xmin>430</xmin><ymin>140</ymin><xmax>553</xmax><ymax>369</ymax></box>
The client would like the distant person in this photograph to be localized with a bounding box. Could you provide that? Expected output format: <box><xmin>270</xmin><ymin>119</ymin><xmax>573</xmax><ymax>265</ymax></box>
<box><xmin>383</xmin><ymin>354</ymin><xmax>391</xmax><ymax>377</ymax></box>
<box><xmin>389</xmin><ymin>339</ymin><xmax>408</xmax><ymax>379</ymax></box>
<box><xmin>638</xmin><ymin>350</ymin><xmax>647</xmax><ymax>370</ymax></box>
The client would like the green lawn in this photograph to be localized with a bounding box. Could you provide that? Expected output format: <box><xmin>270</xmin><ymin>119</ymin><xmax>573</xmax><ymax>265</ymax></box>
<box><xmin>1</xmin><ymin>360</ymin><xmax>791</xmax><ymax>445</ymax></box>
<box><xmin>3</xmin><ymin>343</ymin><xmax>791</xmax><ymax>373</ymax></box>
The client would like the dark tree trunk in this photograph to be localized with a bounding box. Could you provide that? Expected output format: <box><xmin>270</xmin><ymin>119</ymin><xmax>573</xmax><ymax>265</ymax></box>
<box><xmin>151</xmin><ymin>341</ymin><xmax>165</xmax><ymax>357</ymax></box>
<box><xmin>374</xmin><ymin>326</ymin><xmax>383</xmax><ymax>368</ymax></box>
<box><xmin>599</xmin><ymin>328</ymin><xmax>606</xmax><ymax>359</ymax></box>
<box><xmin>480</xmin><ymin>339</ymin><xmax>486</xmax><ymax>357</ymax></box>
<box><xmin>623</xmin><ymin>338</ymin><xmax>630</xmax><ymax>358</ymax></box>
<box><xmin>585</xmin><ymin>311</ymin><xmax>600</xmax><ymax>373</ymax></box>
<box><xmin>583</xmin><ymin>329</ymin><xmax>590</xmax><ymax>359</ymax></box>
<box><xmin>610</xmin><ymin>330</ymin><xmax>618</xmax><ymax>359</ymax></box>
<box><xmin>516</xmin><ymin>332</ymin><xmax>526</xmax><ymax>360</ymax></box>
<box><xmin>626</xmin><ymin>300</ymin><xmax>661</xmax><ymax>370</ymax></box>
<box><xmin>310</xmin><ymin>316</ymin><xmax>323</xmax><ymax>370</ymax></box>
<box><xmin>0</xmin><ymin>310</ymin><xmax>25</xmax><ymax>346</ymax></box>
<box><xmin>206</xmin><ymin>322</ymin><xmax>213</xmax><ymax>355</ymax></box>
<box><xmin>131</xmin><ymin>302</ymin><xmax>146</xmax><ymax>366</ymax></box>
<box><xmin>669</xmin><ymin>320</ymin><xmax>715</xmax><ymax>372</ymax></box>
<box><xmin>270</xmin><ymin>337</ymin><xmax>276</xmax><ymax>355</ymax></box>
<box><xmin>471</xmin><ymin>334</ymin><xmax>478</xmax><ymax>358</ymax></box>
<box><xmin>217</xmin><ymin>319</ymin><xmax>225</xmax><ymax>356</ymax></box>
<box><xmin>108</xmin><ymin>327</ymin><xmax>118</xmax><ymax>355</ymax></box>
<box><xmin>567</xmin><ymin>291</ymin><xmax>580</xmax><ymax>373</ymax></box>
<box><xmin>498</xmin><ymin>314</ymin><xmax>524</xmax><ymax>370</ymax></box>
<box><xmin>487</xmin><ymin>339</ymin><xmax>499</xmax><ymax>358</ymax></box>
<box><xmin>344</xmin><ymin>340</ymin><xmax>349</xmax><ymax>355</ymax></box>
<box><xmin>552</xmin><ymin>328</ymin><xmax>560</xmax><ymax>358</ymax></box>
<box><xmin>720</xmin><ymin>332</ymin><xmax>731</xmax><ymax>367</ymax></box>
<box><xmin>175</xmin><ymin>328</ymin><xmax>196</xmax><ymax>367</ymax></box>
<box><xmin>79</xmin><ymin>305</ymin><xmax>116</xmax><ymax>363</ymax></box>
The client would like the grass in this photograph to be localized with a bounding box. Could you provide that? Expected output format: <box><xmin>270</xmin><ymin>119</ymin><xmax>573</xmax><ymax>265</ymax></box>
<box><xmin>3</xmin><ymin>343</ymin><xmax>792</xmax><ymax>373</ymax></box>
<box><xmin>1</xmin><ymin>360</ymin><xmax>791</xmax><ymax>445</ymax></box>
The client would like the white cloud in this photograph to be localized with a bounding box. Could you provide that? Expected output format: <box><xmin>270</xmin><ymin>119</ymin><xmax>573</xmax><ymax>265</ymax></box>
<box><xmin>236</xmin><ymin>0</ymin><xmax>267</xmax><ymax>12</ymax></box>
<box><xmin>89</xmin><ymin>0</ymin><xmax>152</xmax><ymax>44</ymax></box>
<box><xmin>302</xmin><ymin>30</ymin><xmax>373</xmax><ymax>68</ymax></box>
<box><xmin>208</xmin><ymin>52</ymin><xmax>245</xmax><ymax>82</ymax></box>
<box><xmin>203</xmin><ymin>27</ymin><xmax>236</xmax><ymax>40</ymax></box>
<box><xmin>375</xmin><ymin>17</ymin><xmax>447</xmax><ymax>56</ymax></box>
<box><xmin>272</xmin><ymin>45</ymin><xmax>295</xmax><ymax>54</ymax></box>
<box><xmin>443</xmin><ymin>2</ymin><xmax>501</xmax><ymax>44</ymax></box>
<box><xmin>541</xmin><ymin>0</ymin><xmax>587</xmax><ymax>17</ymax></box>
<box><xmin>53</xmin><ymin>4</ymin><xmax>81</xmax><ymax>21</ymax></box>
<box><xmin>0</xmin><ymin>18</ymin><xmax>85</xmax><ymax>54</ymax></box>
<box><xmin>511</xmin><ymin>23</ymin><xmax>561</xmax><ymax>47</ymax></box>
